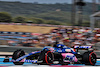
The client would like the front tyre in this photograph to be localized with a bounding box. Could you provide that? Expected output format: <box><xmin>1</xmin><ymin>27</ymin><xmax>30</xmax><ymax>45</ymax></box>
<box><xmin>38</xmin><ymin>49</ymin><xmax>54</xmax><ymax>65</ymax></box>
<box><xmin>82</xmin><ymin>52</ymin><xmax>97</xmax><ymax>66</ymax></box>
<box><xmin>45</xmin><ymin>51</ymin><xmax>54</xmax><ymax>65</ymax></box>
<box><xmin>12</xmin><ymin>49</ymin><xmax>25</xmax><ymax>65</ymax></box>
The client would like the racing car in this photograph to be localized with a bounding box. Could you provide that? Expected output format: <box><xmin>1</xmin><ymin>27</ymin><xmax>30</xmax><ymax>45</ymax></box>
<box><xmin>11</xmin><ymin>44</ymin><xmax>97</xmax><ymax>65</ymax></box>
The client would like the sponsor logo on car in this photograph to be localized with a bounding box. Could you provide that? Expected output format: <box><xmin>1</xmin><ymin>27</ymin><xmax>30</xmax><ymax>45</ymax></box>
<box><xmin>25</xmin><ymin>60</ymin><xmax>37</xmax><ymax>63</ymax></box>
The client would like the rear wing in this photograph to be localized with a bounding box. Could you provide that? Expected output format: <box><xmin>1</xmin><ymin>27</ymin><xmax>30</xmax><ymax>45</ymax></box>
<box><xmin>74</xmin><ymin>46</ymin><xmax>93</xmax><ymax>52</ymax></box>
<box><xmin>74</xmin><ymin>46</ymin><xmax>92</xmax><ymax>49</ymax></box>
<box><xmin>74</xmin><ymin>45</ymin><xmax>93</xmax><ymax>51</ymax></box>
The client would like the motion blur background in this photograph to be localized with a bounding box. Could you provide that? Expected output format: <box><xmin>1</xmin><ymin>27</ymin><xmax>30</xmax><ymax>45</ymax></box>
<box><xmin>0</xmin><ymin>0</ymin><xmax>100</xmax><ymax>52</ymax></box>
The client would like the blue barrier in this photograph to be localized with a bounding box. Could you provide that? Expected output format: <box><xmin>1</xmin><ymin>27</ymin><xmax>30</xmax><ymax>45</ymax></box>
<box><xmin>0</xmin><ymin>36</ymin><xmax>33</xmax><ymax>39</ymax></box>
<box><xmin>0</xmin><ymin>31</ymin><xmax>31</xmax><ymax>35</ymax></box>
<box><xmin>0</xmin><ymin>38</ymin><xmax>19</xmax><ymax>41</ymax></box>
<box><xmin>0</xmin><ymin>31</ymin><xmax>33</xmax><ymax>41</ymax></box>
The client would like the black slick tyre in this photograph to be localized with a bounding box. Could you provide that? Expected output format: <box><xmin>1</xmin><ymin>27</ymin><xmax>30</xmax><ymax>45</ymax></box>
<box><xmin>82</xmin><ymin>52</ymin><xmax>97</xmax><ymax>66</ymax></box>
<box><xmin>12</xmin><ymin>49</ymin><xmax>25</xmax><ymax>65</ymax></box>
<box><xmin>45</xmin><ymin>51</ymin><xmax>54</xmax><ymax>65</ymax></box>
<box><xmin>38</xmin><ymin>49</ymin><xmax>54</xmax><ymax>65</ymax></box>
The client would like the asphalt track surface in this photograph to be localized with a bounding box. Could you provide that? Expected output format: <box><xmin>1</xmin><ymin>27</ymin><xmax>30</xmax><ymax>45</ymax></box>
<box><xmin>0</xmin><ymin>58</ymin><xmax>100</xmax><ymax>67</ymax></box>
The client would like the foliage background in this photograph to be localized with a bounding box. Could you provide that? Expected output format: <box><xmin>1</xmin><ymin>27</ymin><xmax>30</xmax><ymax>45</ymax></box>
<box><xmin>0</xmin><ymin>1</ymin><xmax>98</xmax><ymax>26</ymax></box>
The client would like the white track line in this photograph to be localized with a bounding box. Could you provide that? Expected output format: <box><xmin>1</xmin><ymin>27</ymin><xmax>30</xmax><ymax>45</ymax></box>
<box><xmin>9</xmin><ymin>65</ymin><xmax>50</xmax><ymax>67</ymax></box>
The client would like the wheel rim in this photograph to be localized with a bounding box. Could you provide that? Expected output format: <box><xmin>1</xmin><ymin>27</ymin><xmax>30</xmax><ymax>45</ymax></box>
<box><xmin>45</xmin><ymin>51</ymin><xmax>54</xmax><ymax>64</ymax></box>
<box><xmin>89</xmin><ymin>52</ymin><xmax>97</xmax><ymax>65</ymax></box>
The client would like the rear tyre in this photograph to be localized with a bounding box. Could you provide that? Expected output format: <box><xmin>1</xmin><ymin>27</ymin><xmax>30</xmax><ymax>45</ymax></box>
<box><xmin>12</xmin><ymin>49</ymin><xmax>25</xmax><ymax>65</ymax></box>
<box><xmin>82</xmin><ymin>52</ymin><xmax>97</xmax><ymax>66</ymax></box>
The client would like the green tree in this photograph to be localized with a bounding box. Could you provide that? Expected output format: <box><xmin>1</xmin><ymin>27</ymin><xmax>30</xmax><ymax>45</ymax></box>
<box><xmin>0</xmin><ymin>12</ymin><xmax>12</xmax><ymax>22</ymax></box>
<box><xmin>46</xmin><ymin>20</ymin><xmax>62</xmax><ymax>25</ymax></box>
<box><xmin>32</xmin><ymin>18</ymin><xmax>44</xmax><ymax>24</ymax></box>
<box><xmin>14</xmin><ymin>16</ymin><xmax>26</xmax><ymax>23</ymax></box>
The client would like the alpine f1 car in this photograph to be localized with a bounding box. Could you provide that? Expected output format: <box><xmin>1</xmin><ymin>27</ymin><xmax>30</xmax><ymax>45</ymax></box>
<box><xmin>11</xmin><ymin>44</ymin><xmax>97</xmax><ymax>65</ymax></box>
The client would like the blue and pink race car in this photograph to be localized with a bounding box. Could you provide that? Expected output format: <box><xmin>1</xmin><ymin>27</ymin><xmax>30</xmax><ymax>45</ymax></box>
<box><xmin>11</xmin><ymin>44</ymin><xmax>97</xmax><ymax>65</ymax></box>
